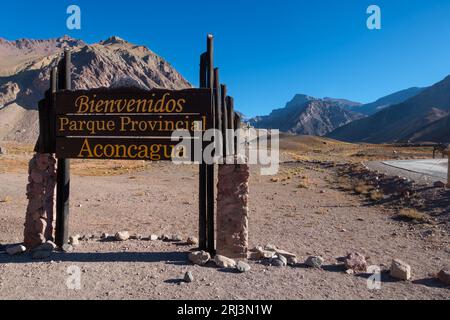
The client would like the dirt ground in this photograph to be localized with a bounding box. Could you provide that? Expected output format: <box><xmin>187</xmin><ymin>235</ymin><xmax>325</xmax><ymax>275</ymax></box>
<box><xmin>0</xmin><ymin>138</ymin><xmax>448</xmax><ymax>300</ymax></box>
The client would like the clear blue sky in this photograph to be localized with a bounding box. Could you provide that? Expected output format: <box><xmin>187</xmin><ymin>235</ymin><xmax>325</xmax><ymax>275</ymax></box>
<box><xmin>1</xmin><ymin>0</ymin><xmax>450</xmax><ymax>117</ymax></box>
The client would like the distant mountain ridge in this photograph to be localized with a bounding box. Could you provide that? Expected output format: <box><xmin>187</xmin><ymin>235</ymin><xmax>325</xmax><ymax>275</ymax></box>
<box><xmin>328</xmin><ymin>75</ymin><xmax>450</xmax><ymax>143</ymax></box>
<box><xmin>348</xmin><ymin>87</ymin><xmax>425</xmax><ymax>116</ymax></box>
<box><xmin>249</xmin><ymin>94</ymin><xmax>364</xmax><ymax>136</ymax></box>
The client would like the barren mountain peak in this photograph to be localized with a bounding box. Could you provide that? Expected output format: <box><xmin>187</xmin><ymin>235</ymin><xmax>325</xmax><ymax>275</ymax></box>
<box><xmin>0</xmin><ymin>35</ymin><xmax>191</xmax><ymax>142</ymax></box>
<box><xmin>100</xmin><ymin>36</ymin><xmax>129</xmax><ymax>45</ymax></box>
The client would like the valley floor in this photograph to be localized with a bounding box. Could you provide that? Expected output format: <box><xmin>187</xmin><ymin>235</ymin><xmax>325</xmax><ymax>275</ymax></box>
<box><xmin>0</xmin><ymin>157</ymin><xmax>449</xmax><ymax>300</ymax></box>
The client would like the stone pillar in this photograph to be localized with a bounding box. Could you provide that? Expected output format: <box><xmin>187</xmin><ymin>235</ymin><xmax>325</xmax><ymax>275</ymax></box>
<box><xmin>23</xmin><ymin>153</ymin><xmax>57</xmax><ymax>249</ymax></box>
<box><xmin>216</xmin><ymin>160</ymin><xmax>249</xmax><ymax>259</ymax></box>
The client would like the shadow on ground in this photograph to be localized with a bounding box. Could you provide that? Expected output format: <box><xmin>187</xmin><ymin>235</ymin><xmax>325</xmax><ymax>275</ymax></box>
<box><xmin>0</xmin><ymin>251</ymin><xmax>190</xmax><ymax>265</ymax></box>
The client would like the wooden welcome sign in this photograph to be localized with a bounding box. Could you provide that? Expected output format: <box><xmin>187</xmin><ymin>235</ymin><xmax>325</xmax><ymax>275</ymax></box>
<box><xmin>54</xmin><ymin>88</ymin><xmax>213</xmax><ymax>161</ymax></box>
<box><xmin>33</xmin><ymin>35</ymin><xmax>236</xmax><ymax>254</ymax></box>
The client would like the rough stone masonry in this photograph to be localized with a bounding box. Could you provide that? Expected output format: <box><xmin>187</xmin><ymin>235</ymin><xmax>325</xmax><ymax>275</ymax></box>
<box><xmin>23</xmin><ymin>153</ymin><xmax>57</xmax><ymax>249</ymax></box>
<box><xmin>216</xmin><ymin>159</ymin><xmax>249</xmax><ymax>259</ymax></box>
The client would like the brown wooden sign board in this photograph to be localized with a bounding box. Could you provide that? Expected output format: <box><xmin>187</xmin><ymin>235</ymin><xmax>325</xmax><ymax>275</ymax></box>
<box><xmin>54</xmin><ymin>88</ymin><xmax>213</xmax><ymax>160</ymax></box>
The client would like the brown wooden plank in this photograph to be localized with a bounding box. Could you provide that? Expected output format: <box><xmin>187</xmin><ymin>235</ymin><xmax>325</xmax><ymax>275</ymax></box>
<box><xmin>54</xmin><ymin>88</ymin><xmax>212</xmax><ymax>115</ymax></box>
<box><xmin>56</xmin><ymin>137</ymin><xmax>197</xmax><ymax>161</ymax></box>
<box><xmin>55</xmin><ymin>114</ymin><xmax>211</xmax><ymax>137</ymax></box>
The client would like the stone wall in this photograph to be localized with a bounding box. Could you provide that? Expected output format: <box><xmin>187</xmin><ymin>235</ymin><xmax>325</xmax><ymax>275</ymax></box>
<box><xmin>216</xmin><ymin>161</ymin><xmax>249</xmax><ymax>259</ymax></box>
<box><xmin>23</xmin><ymin>153</ymin><xmax>57</xmax><ymax>249</ymax></box>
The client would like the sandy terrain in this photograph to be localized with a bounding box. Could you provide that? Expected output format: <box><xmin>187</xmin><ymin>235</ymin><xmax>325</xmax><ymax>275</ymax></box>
<box><xmin>0</xmin><ymin>141</ymin><xmax>448</xmax><ymax>299</ymax></box>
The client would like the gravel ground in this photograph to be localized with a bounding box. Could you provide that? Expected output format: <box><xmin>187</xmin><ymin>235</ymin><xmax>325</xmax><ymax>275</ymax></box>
<box><xmin>0</xmin><ymin>160</ymin><xmax>449</xmax><ymax>300</ymax></box>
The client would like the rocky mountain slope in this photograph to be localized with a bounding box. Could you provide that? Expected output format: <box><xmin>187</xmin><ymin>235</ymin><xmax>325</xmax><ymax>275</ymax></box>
<box><xmin>348</xmin><ymin>87</ymin><xmax>425</xmax><ymax>116</ymax></box>
<box><xmin>249</xmin><ymin>94</ymin><xmax>364</xmax><ymax>136</ymax></box>
<box><xmin>0</xmin><ymin>35</ymin><xmax>191</xmax><ymax>142</ymax></box>
<box><xmin>328</xmin><ymin>76</ymin><xmax>450</xmax><ymax>143</ymax></box>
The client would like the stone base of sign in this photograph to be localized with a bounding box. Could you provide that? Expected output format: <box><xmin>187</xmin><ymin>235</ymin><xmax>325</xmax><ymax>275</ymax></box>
<box><xmin>216</xmin><ymin>160</ymin><xmax>249</xmax><ymax>259</ymax></box>
<box><xmin>23</xmin><ymin>153</ymin><xmax>57</xmax><ymax>249</ymax></box>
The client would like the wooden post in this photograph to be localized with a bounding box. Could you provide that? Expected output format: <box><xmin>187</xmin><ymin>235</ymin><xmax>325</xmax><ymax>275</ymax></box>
<box><xmin>206</xmin><ymin>34</ymin><xmax>216</xmax><ymax>254</ymax></box>
<box><xmin>214</xmin><ymin>68</ymin><xmax>222</xmax><ymax>140</ymax></box>
<box><xmin>226</xmin><ymin>96</ymin><xmax>235</xmax><ymax>155</ymax></box>
<box><xmin>198</xmin><ymin>52</ymin><xmax>208</xmax><ymax>250</ymax></box>
<box><xmin>55</xmin><ymin>50</ymin><xmax>71</xmax><ymax>248</ymax></box>
<box><xmin>221</xmin><ymin>85</ymin><xmax>228</xmax><ymax>157</ymax></box>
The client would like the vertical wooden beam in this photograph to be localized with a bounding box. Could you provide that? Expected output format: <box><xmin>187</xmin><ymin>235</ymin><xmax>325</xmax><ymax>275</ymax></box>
<box><xmin>221</xmin><ymin>85</ymin><xmax>228</xmax><ymax>158</ymax></box>
<box><xmin>234</xmin><ymin>113</ymin><xmax>242</xmax><ymax>156</ymax></box>
<box><xmin>198</xmin><ymin>52</ymin><xmax>208</xmax><ymax>251</ymax></box>
<box><xmin>206</xmin><ymin>34</ymin><xmax>216</xmax><ymax>254</ymax></box>
<box><xmin>226</xmin><ymin>96</ymin><xmax>235</xmax><ymax>155</ymax></box>
<box><xmin>55</xmin><ymin>50</ymin><xmax>71</xmax><ymax>248</ymax></box>
<box><xmin>213</xmin><ymin>68</ymin><xmax>222</xmax><ymax>155</ymax></box>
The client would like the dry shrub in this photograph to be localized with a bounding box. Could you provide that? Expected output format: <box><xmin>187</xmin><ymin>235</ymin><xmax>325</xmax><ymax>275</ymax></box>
<box><xmin>297</xmin><ymin>181</ymin><xmax>309</xmax><ymax>189</ymax></box>
<box><xmin>397</xmin><ymin>208</ymin><xmax>428</xmax><ymax>222</ymax></box>
<box><xmin>370</xmin><ymin>190</ymin><xmax>384</xmax><ymax>201</ymax></box>
<box><xmin>354</xmin><ymin>183</ymin><xmax>372</xmax><ymax>195</ymax></box>
<box><xmin>270</xmin><ymin>178</ymin><xmax>279</xmax><ymax>183</ymax></box>
<box><xmin>0</xmin><ymin>195</ymin><xmax>12</xmax><ymax>203</ymax></box>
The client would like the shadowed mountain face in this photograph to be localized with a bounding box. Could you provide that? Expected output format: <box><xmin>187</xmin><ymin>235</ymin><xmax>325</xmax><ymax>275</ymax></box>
<box><xmin>0</xmin><ymin>35</ymin><xmax>190</xmax><ymax>110</ymax></box>
<box><xmin>0</xmin><ymin>35</ymin><xmax>191</xmax><ymax>142</ymax></box>
<box><xmin>328</xmin><ymin>76</ymin><xmax>450</xmax><ymax>143</ymax></box>
<box><xmin>348</xmin><ymin>87</ymin><xmax>425</xmax><ymax>116</ymax></box>
<box><xmin>248</xmin><ymin>94</ymin><xmax>364</xmax><ymax>136</ymax></box>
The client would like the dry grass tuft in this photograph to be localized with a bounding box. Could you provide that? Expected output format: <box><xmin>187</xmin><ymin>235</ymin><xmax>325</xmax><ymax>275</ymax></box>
<box><xmin>397</xmin><ymin>208</ymin><xmax>428</xmax><ymax>222</ymax></box>
<box><xmin>0</xmin><ymin>195</ymin><xmax>12</xmax><ymax>203</ymax></box>
<box><xmin>354</xmin><ymin>183</ymin><xmax>372</xmax><ymax>195</ymax></box>
<box><xmin>369</xmin><ymin>190</ymin><xmax>384</xmax><ymax>201</ymax></box>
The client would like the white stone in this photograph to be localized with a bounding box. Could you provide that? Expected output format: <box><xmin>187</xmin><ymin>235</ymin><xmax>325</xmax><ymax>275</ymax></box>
<box><xmin>6</xmin><ymin>244</ymin><xmax>26</xmax><ymax>256</ymax></box>
<box><xmin>115</xmin><ymin>231</ymin><xmax>130</xmax><ymax>241</ymax></box>
<box><xmin>390</xmin><ymin>259</ymin><xmax>411</xmax><ymax>280</ymax></box>
<box><xmin>214</xmin><ymin>255</ymin><xmax>236</xmax><ymax>268</ymax></box>
<box><xmin>188</xmin><ymin>251</ymin><xmax>211</xmax><ymax>266</ymax></box>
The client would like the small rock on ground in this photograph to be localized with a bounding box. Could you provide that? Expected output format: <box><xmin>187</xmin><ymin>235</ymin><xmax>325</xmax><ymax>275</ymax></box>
<box><xmin>184</xmin><ymin>271</ymin><xmax>194</xmax><ymax>283</ymax></box>
<box><xmin>69</xmin><ymin>235</ymin><xmax>80</xmax><ymax>246</ymax></box>
<box><xmin>149</xmin><ymin>235</ymin><xmax>159</xmax><ymax>241</ymax></box>
<box><xmin>270</xmin><ymin>258</ymin><xmax>286</xmax><ymax>267</ymax></box>
<box><xmin>236</xmin><ymin>261</ymin><xmax>251</xmax><ymax>273</ymax></box>
<box><xmin>188</xmin><ymin>251</ymin><xmax>211</xmax><ymax>266</ymax></box>
<box><xmin>171</xmin><ymin>234</ymin><xmax>182</xmax><ymax>242</ymax></box>
<box><xmin>437</xmin><ymin>268</ymin><xmax>450</xmax><ymax>285</ymax></box>
<box><xmin>344</xmin><ymin>252</ymin><xmax>367</xmax><ymax>273</ymax></box>
<box><xmin>62</xmin><ymin>244</ymin><xmax>74</xmax><ymax>253</ymax></box>
<box><xmin>187</xmin><ymin>236</ymin><xmax>199</xmax><ymax>246</ymax></box>
<box><xmin>214</xmin><ymin>255</ymin><xmax>236</xmax><ymax>268</ymax></box>
<box><xmin>6</xmin><ymin>244</ymin><xmax>26</xmax><ymax>256</ymax></box>
<box><xmin>115</xmin><ymin>231</ymin><xmax>130</xmax><ymax>241</ymax></box>
<box><xmin>287</xmin><ymin>257</ymin><xmax>298</xmax><ymax>266</ymax></box>
<box><xmin>305</xmin><ymin>256</ymin><xmax>324</xmax><ymax>268</ymax></box>
<box><xmin>33</xmin><ymin>241</ymin><xmax>57</xmax><ymax>252</ymax></box>
<box><xmin>390</xmin><ymin>259</ymin><xmax>411</xmax><ymax>281</ymax></box>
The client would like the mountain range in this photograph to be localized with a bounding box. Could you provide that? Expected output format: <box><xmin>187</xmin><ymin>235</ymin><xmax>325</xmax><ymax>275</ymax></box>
<box><xmin>328</xmin><ymin>76</ymin><xmax>450</xmax><ymax>143</ymax></box>
<box><xmin>249</xmin><ymin>95</ymin><xmax>364</xmax><ymax>136</ymax></box>
<box><xmin>1</xmin><ymin>35</ymin><xmax>449</xmax><ymax>144</ymax></box>
<box><xmin>250</xmin><ymin>77</ymin><xmax>450</xmax><ymax>143</ymax></box>
<box><xmin>0</xmin><ymin>35</ymin><xmax>190</xmax><ymax>142</ymax></box>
